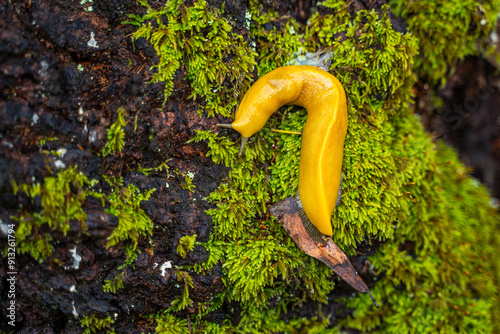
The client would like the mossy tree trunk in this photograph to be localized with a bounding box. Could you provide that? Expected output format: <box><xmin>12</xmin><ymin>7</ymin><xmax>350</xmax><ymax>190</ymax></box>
<box><xmin>1</xmin><ymin>0</ymin><xmax>499</xmax><ymax>333</ymax></box>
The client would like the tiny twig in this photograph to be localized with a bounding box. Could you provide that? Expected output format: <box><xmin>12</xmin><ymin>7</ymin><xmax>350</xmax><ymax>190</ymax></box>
<box><xmin>187</xmin><ymin>316</ymin><xmax>192</xmax><ymax>334</ymax></box>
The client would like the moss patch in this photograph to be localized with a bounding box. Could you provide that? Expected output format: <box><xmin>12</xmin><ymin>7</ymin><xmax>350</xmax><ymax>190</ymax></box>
<box><xmin>177</xmin><ymin>234</ymin><xmax>197</xmax><ymax>258</ymax></box>
<box><xmin>125</xmin><ymin>0</ymin><xmax>257</xmax><ymax>116</ymax></box>
<box><xmin>97</xmin><ymin>175</ymin><xmax>156</xmax><ymax>265</ymax></box>
<box><xmin>80</xmin><ymin>314</ymin><xmax>116</xmax><ymax>334</ymax></box>
<box><xmin>102</xmin><ymin>107</ymin><xmax>127</xmax><ymax>157</ymax></box>
<box><xmin>192</xmin><ymin>1</ymin><xmax>498</xmax><ymax>332</ymax></box>
<box><xmin>12</xmin><ymin>166</ymin><xmax>90</xmax><ymax>261</ymax></box>
<box><xmin>12</xmin><ymin>118</ymin><xmax>156</xmax><ymax>268</ymax></box>
<box><xmin>388</xmin><ymin>0</ymin><xmax>500</xmax><ymax>85</ymax></box>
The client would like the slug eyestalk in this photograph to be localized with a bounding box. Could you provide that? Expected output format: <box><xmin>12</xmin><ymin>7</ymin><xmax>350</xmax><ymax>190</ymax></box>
<box><xmin>217</xmin><ymin>123</ymin><xmax>248</xmax><ymax>155</ymax></box>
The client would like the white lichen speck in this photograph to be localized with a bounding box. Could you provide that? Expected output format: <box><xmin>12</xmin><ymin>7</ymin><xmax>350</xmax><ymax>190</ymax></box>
<box><xmin>71</xmin><ymin>300</ymin><xmax>79</xmax><ymax>319</ymax></box>
<box><xmin>54</xmin><ymin>160</ymin><xmax>66</xmax><ymax>170</ymax></box>
<box><xmin>57</xmin><ymin>148</ymin><xmax>67</xmax><ymax>157</ymax></box>
<box><xmin>160</xmin><ymin>261</ymin><xmax>172</xmax><ymax>277</ymax></box>
<box><xmin>31</xmin><ymin>113</ymin><xmax>39</xmax><ymax>125</ymax></box>
<box><xmin>89</xmin><ymin>129</ymin><xmax>97</xmax><ymax>143</ymax></box>
<box><xmin>64</xmin><ymin>246</ymin><xmax>81</xmax><ymax>270</ymax></box>
<box><xmin>87</xmin><ymin>31</ymin><xmax>99</xmax><ymax>49</ymax></box>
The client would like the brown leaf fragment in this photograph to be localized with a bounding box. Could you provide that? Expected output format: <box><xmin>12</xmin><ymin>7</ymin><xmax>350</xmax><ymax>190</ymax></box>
<box><xmin>270</xmin><ymin>197</ymin><xmax>379</xmax><ymax>307</ymax></box>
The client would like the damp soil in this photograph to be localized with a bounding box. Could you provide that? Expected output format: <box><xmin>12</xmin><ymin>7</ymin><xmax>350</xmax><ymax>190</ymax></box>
<box><xmin>1</xmin><ymin>0</ymin><xmax>499</xmax><ymax>333</ymax></box>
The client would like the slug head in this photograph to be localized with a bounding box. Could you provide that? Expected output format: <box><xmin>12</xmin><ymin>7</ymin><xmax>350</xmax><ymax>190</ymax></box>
<box><xmin>217</xmin><ymin>67</ymin><xmax>305</xmax><ymax>155</ymax></box>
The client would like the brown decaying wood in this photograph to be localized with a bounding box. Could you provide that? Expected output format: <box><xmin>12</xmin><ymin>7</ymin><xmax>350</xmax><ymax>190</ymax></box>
<box><xmin>270</xmin><ymin>197</ymin><xmax>379</xmax><ymax>307</ymax></box>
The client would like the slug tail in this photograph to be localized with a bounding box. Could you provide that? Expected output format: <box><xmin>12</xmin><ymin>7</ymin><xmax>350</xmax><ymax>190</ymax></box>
<box><xmin>295</xmin><ymin>174</ymin><xmax>343</xmax><ymax>244</ymax></box>
<box><xmin>295</xmin><ymin>193</ymin><xmax>328</xmax><ymax>244</ymax></box>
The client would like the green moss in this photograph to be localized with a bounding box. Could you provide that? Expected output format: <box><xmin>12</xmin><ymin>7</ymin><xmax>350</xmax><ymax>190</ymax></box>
<box><xmin>137</xmin><ymin>159</ymin><xmax>172</xmax><ymax>176</ymax></box>
<box><xmin>235</xmin><ymin>305</ymin><xmax>340</xmax><ymax>333</ymax></box>
<box><xmin>80</xmin><ymin>314</ymin><xmax>116</xmax><ymax>334</ymax></box>
<box><xmin>98</xmin><ymin>175</ymin><xmax>156</xmax><ymax>267</ymax></box>
<box><xmin>154</xmin><ymin>305</ymin><xmax>339</xmax><ymax>334</ymax></box>
<box><xmin>174</xmin><ymin>169</ymin><xmax>196</xmax><ymax>192</ymax></box>
<box><xmin>388</xmin><ymin>0</ymin><xmax>500</xmax><ymax>85</ymax></box>
<box><xmin>12</xmin><ymin>167</ymin><xmax>155</xmax><ymax>269</ymax></box>
<box><xmin>338</xmin><ymin>123</ymin><xmax>499</xmax><ymax>333</ymax></box>
<box><xmin>155</xmin><ymin>312</ymin><xmax>190</xmax><ymax>334</ymax></box>
<box><xmin>189</xmin><ymin>126</ymin><xmax>334</xmax><ymax>309</ymax></box>
<box><xmin>248</xmin><ymin>0</ymin><xmax>303</xmax><ymax>76</ymax></box>
<box><xmin>37</xmin><ymin>136</ymin><xmax>58</xmax><ymax>147</ymax></box>
<box><xmin>12</xmin><ymin>166</ymin><xmax>90</xmax><ymax>261</ymax></box>
<box><xmin>131</xmin><ymin>0</ymin><xmax>499</xmax><ymax>332</ymax></box>
<box><xmin>171</xmin><ymin>270</ymin><xmax>194</xmax><ymax>312</ymax></box>
<box><xmin>103</xmin><ymin>107</ymin><xmax>127</xmax><ymax>157</ymax></box>
<box><xmin>125</xmin><ymin>0</ymin><xmax>257</xmax><ymax>117</ymax></box>
<box><xmin>103</xmin><ymin>272</ymin><xmax>125</xmax><ymax>294</ymax></box>
<box><xmin>187</xmin><ymin>3</ymin><xmax>420</xmax><ymax>315</ymax></box>
<box><xmin>177</xmin><ymin>234</ymin><xmax>197</xmax><ymax>259</ymax></box>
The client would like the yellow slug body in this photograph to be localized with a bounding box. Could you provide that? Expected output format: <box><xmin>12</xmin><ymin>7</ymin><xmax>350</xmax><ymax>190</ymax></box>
<box><xmin>231</xmin><ymin>65</ymin><xmax>348</xmax><ymax>237</ymax></box>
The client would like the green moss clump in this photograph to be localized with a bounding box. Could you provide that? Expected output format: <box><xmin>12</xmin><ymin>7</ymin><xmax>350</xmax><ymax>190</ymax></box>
<box><xmin>177</xmin><ymin>234</ymin><xmax>197</xmax><ymax>258</ymax></box>
<box><xmin>267</xmin><ymin>3</ymin><xmax>419</xmax><ymax>252</ymax></box>
<box><xmin>174</xmin><ymin>169</ymin><xmax>196</xmax><ymax>192</ymax></box>
<box><xmin>12</xmin><ymin>166</ymin><xmax>90</xmax><ymax>261</ymax></box>
<box><xmin>154</xmin><ymin>305</ymin><xmax>337</xmax><ymax>333</ymax></box>
<box><xmin>80</xmin><ymin>314</ymin><xmax>116</xmax><ymax>334</ymax></box>
<box><xmin>103</xmin><ymin>272</ymin><xmax>125</xmax><ymax>294</ymax></box>
<box><xmin>155</xmin><ymin>312</ymin><xmax>189</xmax><ymax>334</ymax></box>
<box><xmin>37</xmin><ymin>136</ymin><xmax>58</xmax><ymax>147</ymax></box>
<box><xmin>188</xmin><ymin>1</ymin><xmax>420</xmax><ymax>312</ymax></box>
<box><xmin>103</xmin><ymin>107</ymin><xmax>127</xmax><ymax>157</ymax></box>
<box><xmin>248</xmin><ymin>0</ymin><xmax>303</xmax><ymax>76</ymax></box>
<box><xmin>126</xmin><ymin>0</ymin><xmax>257</xmax><ymax>117</ymax></box>
<box><xmin>99</xmin><ymin>175</ymin><xmax>156</xmax><ymax>266</ymax></box>
<box><xmin>340</xmin><ymin>120</ymin><xmax>499</xmax><ymax>334</ymax></box>
<box><xmin>12</xmin><ymin>167</ymin><xmax>155</xmax><ymax>268</ymax></box>
<box><xmin>137</xmin><ymin>159</ymin><xmax>172</xmax><ymax>176</ymax></box>
<box><xmin>388</xmin><ymin>0</ymin><xmax>500</xmax><ymax>84</ymax></box>
<box><xmin>170</xmin><ymin>270</ymin><xmax>194</xmax><ymax>312</ymax></box>
<box><xmin>190</xmin><ymin>129</ymin><xmax>337</xmax><ymax>307</ymax></box>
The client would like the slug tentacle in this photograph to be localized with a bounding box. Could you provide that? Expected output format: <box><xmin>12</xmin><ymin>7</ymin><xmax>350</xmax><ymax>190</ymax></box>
<box><xmin>216</xmin><ymin>123</ymin><xmax>233</xmax><ymax>129</ymax></box>
<box><xmin>238</xmin><ymin>136</ymin><xmax>249</xmax><ymax>156</ymax></box>
<box><xmin>230</xmin><ymin>65</ymin><xmax>348</xmax><ymax>238</ymax></box>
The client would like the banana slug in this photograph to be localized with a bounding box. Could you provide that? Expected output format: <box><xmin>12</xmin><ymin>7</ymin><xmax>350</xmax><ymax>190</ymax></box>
<box><xmin>218</xmin><ymin>65</ymin><xmax>348</xmax><ymax>239</ymax></box>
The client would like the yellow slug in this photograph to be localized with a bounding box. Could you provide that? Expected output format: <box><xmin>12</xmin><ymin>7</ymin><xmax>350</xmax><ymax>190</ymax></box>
<box><xmin>219</xmin><ymin>65</ymin><xmax>348</xmax><ymax>238</ymax></box>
